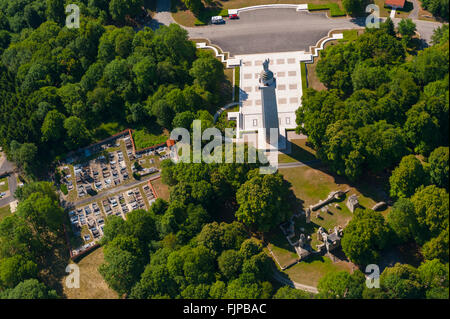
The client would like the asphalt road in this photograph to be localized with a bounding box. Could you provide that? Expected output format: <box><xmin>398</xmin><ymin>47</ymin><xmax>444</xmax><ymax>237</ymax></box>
<box><xmin>188</xmin><ymin>10</ymin><xmax>358</xmax><ymax>54</ymax></box>
<box><xmin>186</xmin><ymin>9</ymin><xmax>442</xmax><ymax>55</ymax></box>
<box><xmin>0</xmin><ymin>153</ymin><xmax>15</xmax><ymax>176</ymax></box>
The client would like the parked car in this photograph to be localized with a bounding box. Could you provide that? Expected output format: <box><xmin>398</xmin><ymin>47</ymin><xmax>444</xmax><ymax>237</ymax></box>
<box><xmin>211</xmin><ymin>16</ymin><xmax>225</xmax><ymax>24</ymax></box>
<box><xmin>229</xmin><ymin>14</ymin><xmax>239</xmax><ymax>19</ymax></box>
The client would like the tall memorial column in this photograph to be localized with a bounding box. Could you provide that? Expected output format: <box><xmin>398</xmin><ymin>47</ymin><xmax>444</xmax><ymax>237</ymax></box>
<box><xmin>258</xmin><ymin>59</ymin><xmax>280</xmax><ymax>147</ymax></box>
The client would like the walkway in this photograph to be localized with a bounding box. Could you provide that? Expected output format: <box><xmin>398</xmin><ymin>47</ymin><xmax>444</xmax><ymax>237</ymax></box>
<box><xmin>213</xmin><ymin>102</ymin><xmax>240</xmax><ymax>122</ymax></box>
<box><xmin>148</xmin><ymin>0</ymin><xmax>177</xmax><ymax>30</ymax></box>
<box><xmin>272</xmin><ymin>268</ymin><xmax>319</xmax><ymax>294</ymax></box>
<box><xmin>278</xmin><ymin>159</ymin><xmax>321</xmax><ymax>169</ymax></box>
<box><xmin>409</xmin><ymin>0</ymin><xmax>420</xmax><ymax>20</ymax></box>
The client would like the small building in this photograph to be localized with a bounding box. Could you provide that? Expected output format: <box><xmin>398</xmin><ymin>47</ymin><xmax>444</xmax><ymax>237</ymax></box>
<box><xmin>385</xmin><ymin>0</ymin><xmax>406</xmax><ymax>9</ymax></box>
<box><xmin>346</xmin><ymin>194</ymin><xmax>360</xmax><ymax>213</ymax></box>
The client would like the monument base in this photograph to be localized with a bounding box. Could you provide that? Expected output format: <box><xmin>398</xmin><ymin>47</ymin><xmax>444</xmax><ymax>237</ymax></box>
<box><xmin>256</xmin><ymin>128</ymin><xmax>287</xmax><ymax>151</ymax></box>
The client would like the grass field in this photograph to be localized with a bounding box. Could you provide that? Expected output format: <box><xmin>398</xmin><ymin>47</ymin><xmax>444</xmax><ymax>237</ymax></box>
<box><xmin>62</xmin><ymin>247</ymin><xmax>117</xmax><ymax>299</ymax></box>
<box><xmin>308</xmin><ymin>2</ymin><xmax>346</xmax><ymax>17</ymax></box>
<box><xmin>265</xmin><ymin>163</ymin><xmax>389</xmax><ymax>282</ymax></box>
<box><xmin>374</xmin><ymin>0</ymin><xmax>414</xmax><ymax>19</ymax></box>
<box><xmin>132</xmin><ymin>129</ymin><xmax>168</xmax><ymax>150</ymax></box>
<box><xmin>0</xmin><ymin>177</ymin><xmax>8</xmax><ymax>192</ymax></box>
<box><xmin>284</xmin><ymin>254</ymin><xmax>354</xmax><ymax>286</ymax></box>
<box><xmin>151</xmin><ymin>178</ymin><xmax>170</xmax><ymax>201</ymax></box>
<box><xmin>0</xmin><ymin>205</ymin><xmax>11</xmax><ymax>221</ymax></box>
<box><xmin>279</xmin><ymin>165</ymin><xmax>387</xmax><ymax>218</ymax></box>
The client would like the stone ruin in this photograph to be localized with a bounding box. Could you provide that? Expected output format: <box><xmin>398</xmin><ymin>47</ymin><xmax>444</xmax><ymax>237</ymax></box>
<box><xmin>309</xmin><ymin>189</ymin><xmax>349</xmax><ymax>212</ymax></box>
<box><xmin>279</xmin><ymin>217</ymin><xmax>312</xmax><ymax>261</ymax></box>
<box><xmin>372</xmin><ymin>201</ymin><xmax>387</xmax><ymax>211</ymax></box>
<box><xmin>346</xmin><ymin>194</ymin><xmax>360</xmax><ymax>213</ymax></box>
<box><xmin>316</xmin><ymin>226</ymin><xmax>343</xmax><ymax>253</ymax></box>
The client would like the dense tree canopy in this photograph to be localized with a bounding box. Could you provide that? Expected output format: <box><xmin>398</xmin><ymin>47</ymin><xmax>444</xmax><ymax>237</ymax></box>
<box><xmin>389</xmin><ymin>155</ymin><xmax>428</xmax><ymax>199</ymax></box>
<box><xmin>317</xmin><ymin>270</ymin><xmax>365</xmax><ymax>299</ymax></box>
<box><xmin>235</xmin><ymin>171</ymin><xmax>293</xmax><ymax>233</ymax></box>
<box><xmin>341</xmin><ymin>209</ymin><xmax>390</xmax><ymax>265</ymax></box>
<box><xmin>296</xmin><ymin>22</ymin><xmax>449</xmax><ymax>181</ymax></box>
<box><xmin>0</xmin><ymin>14</ymin><xmax>224</xmax><ymax>177</ymax></box>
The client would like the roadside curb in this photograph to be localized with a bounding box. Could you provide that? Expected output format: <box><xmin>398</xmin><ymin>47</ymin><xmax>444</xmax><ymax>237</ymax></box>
<box><xmin>228</xmin><ymin>4</ymin><xmax>308</xmax><ymax>15</ymax></box>
<box><xmin>213</xmin><ymin>102</ymin><xmax>240</xmax><ymax>123</ymax></box>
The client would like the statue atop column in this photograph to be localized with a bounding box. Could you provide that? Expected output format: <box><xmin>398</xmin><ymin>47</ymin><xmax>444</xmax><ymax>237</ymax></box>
<box><xmin>260</xmin><ymin>59</ymin><xmax>274</xmax><ymax>86</ymax></box>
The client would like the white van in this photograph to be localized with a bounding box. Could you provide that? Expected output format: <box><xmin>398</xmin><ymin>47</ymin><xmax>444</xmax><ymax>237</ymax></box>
<box><xmin>211</xmin><ymin>16</ymin><xmax>225</xmax><ymax>24</ymax></box>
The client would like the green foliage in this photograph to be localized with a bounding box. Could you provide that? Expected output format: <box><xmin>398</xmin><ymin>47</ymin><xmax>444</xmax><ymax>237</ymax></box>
<box><xmin>196</xmin><ymin>221</ymin><xmax>247</xmax><ymax>256</ymax></box>
<box><xmin>341</xmin><ymin>209</ymin><xmax>390</xmax><ymax>265</ymax></box>
<box><xmin>342</xmin><ymin>0</ymin><xmax>364</xmax><ymax>15</ymax></box>
<box><xmin>0</xmin><ymin>279</ymin><xmax>58</xmax><ymax>299</ymax></box>
<box><xmin>389</xmin><ymin>155</ymin><xmax>428</xmax><ymax>199</ymax></box>
<box><xmin>273</xmin><ymin>286</ymin><xmax>312</xmax><ymax>299</ymax></box>
<box><xmin>428</xmin><ymin>147</ymin><xmax>449</xmax><ymax>190</ymax></box>
<box><xmin>0</xmin><ymin>17</ymin><xmax>222</xmax><ymax>177</ymax></box>
<box><xmin>99</xmin><ymin>247</ymin><xmax>144</xmax><ymax>296</ymax></box>
<box><xmin>181</xmin><ymin>0</ymin><xmax>205</xmax><ymax>16</ymax></box>
<box><xmin>239</xmin><ymin>238</ymin><xmax>263</xmax><ymax>260</ymax></box>
<box><xmin>317</xmin><ymin>270</ymin><xmax>365</xmax><ymax>299</ymax></box>
<box><xmin>387</xmin><ymin>198</ymin><xmax>419</xmax><ymax>243</ymax></box>
<box><xmin>0</xmin><ymin>255</ymin><xmax>38</xmax><ymax>289</ymax></box>
<box><xmin>375</xmin><ymin>263</ymin><xmax>424</xmax><ymax>299</ymax></box>
<box><xmin>398</xmin><ymin>19</ymin><xmax>416</xmax><ymax>45</ymax></box>
<box><xmin>417</xmin><ymin>259</ymin><xmax>449</xmax><ymax>299</ymax></box>
<box><xmin>421</xmin><ymin>228</ymin><xmax>449</xmax><ymax>263</ymax></box>
<box><xmin>0</xmin><ymin>182</ymin><xmax>62</xmax><ymax>297</ymax></box>
<box><xmin>236</xmin><ymin>172</ymin><xmax>292</xmax><ymax>233</ymax></box>
<box><xmin>218</xmin><ymin>250</ymin><xmax>243</xmax><ymax>280</ymax></box>
<box><xmin>410</xmin><ymin>185</ymin><xmax>449</xmax><ymax>239</ymax></box>
<box><xmin>189</xmin><ymin>53</ymin><xmax>224</xmax><ymax>92</ymax></box>
<box><xmin>296</xmin><ymin>23</ymin><xmax>450</xmax><ymax>184</ymax></box>
<box><xmin>420</xmin><ymin>0</ymin><xmax>449</xmax><ymax>21</ymax></box>
<box><xmin>225</xmin><ymin>273</ymin><xmax>272</xmax><ymax>299</ymax></box>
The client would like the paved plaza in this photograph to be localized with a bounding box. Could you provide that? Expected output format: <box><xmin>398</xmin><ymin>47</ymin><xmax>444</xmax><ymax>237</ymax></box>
<box><xmin>233</xmin><ymin>51</ymin><xmax>311</xmax><ymax>135</ymax></box>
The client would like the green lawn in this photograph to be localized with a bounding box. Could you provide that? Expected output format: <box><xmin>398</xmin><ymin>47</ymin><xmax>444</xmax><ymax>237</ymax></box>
<box><xmin>0</xmin><ymin>177</ymin><xmax>8</xmax><ymax>192</ymax></box>
<box><xmin>339</xmin><ymin>29</ymin><xmax>359</xmax><ymax>43</ymax></box>
<box><xmin>279</xmin><ymin>165</ymin><xmax>385</xmax><ymax>214</ymax></box>
<box><xmin>265</xmin><ymin>164</ymin><xmax>389</xmax><ymax>278</ymax></box>
<box><xmin>284</xmin><ymin>254</ymin><xmax>353</xmax><ymax>286</ymax></box>
<box><xmin>300</xmin><ymin>62</ymin><xmax>307</xmax><ymax>91</ymax></box>
<box><xmin>308</xmin><ymin>3</ymin><xmax>346</xmax><ymax>17</ymax></box>
<box><xmin>0</xmin><ymin>205</ymin><xmax>11</xmax><ymax>221</ymax></box>
<box><xmin>374</xmin><ymin>0</ymin><xmax>414</xmax><ymax>19</ymax></box>
<box><xmin>132</xmin><ymin>129</ymin><xmax>168</xmax><ymax>150</ymax></box>
<box><xmin>234</xmin><ymin>66</ymin><xmax>240</xmax><ymax>102</ymax></box>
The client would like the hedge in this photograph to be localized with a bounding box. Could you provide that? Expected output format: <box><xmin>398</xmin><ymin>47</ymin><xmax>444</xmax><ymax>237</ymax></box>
<box><xmin>308</xmin><ymin>3</ymin><xmax>347</xmax><ymax>17</ymax></box>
